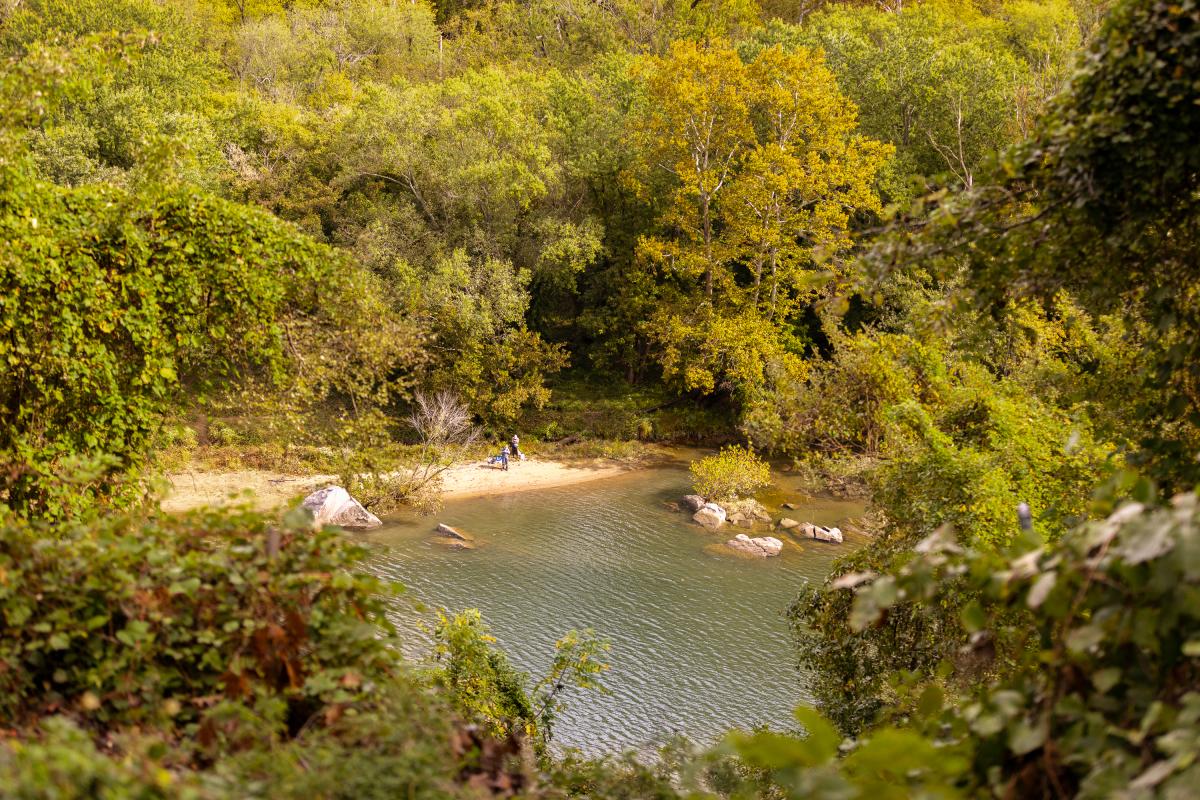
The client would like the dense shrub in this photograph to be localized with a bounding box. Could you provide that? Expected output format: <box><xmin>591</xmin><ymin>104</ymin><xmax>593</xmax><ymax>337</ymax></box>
<box><xmin>761</xmin><ymin>325</ymin><xmax>1112</xmax><ymax>545</ymax></box>
<box><xmin>689</xmin><ymin>445</ymin><xmax>771</xmax><ymax>502</ymax></box>
<box><xmin>0</xmin><ymin>508</ymin><xmax>400</xmax><ymax>752</ymax></box>
<box><xmin>433</xmin><ymin>609</ymin><xmax>610</xmax><ymax>752</ymax></box>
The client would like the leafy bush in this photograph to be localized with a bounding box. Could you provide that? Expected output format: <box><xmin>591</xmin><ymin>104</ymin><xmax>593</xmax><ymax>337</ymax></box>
<box><xmin>0</xmin><ymin>694</ymin><xmax>505</xmax><ymax>800</ymax></box>
<box><xmin>689</xmin><ymin>445</ymin><xmax>771</xmax><ymax>502</ymax></box>
<box><xmin>743</xmin><ymin>330</ymin><xmax>920</xmax><ymax>457</ymax></box>
<box><xmin>0</xmin><ymin>717</ymin><xmax>199</xmax><ymax>800</ymax></box>
<box><xmin>0</xmin><ymin>507</ymin><xmax>400</xmax><ymax>756</ymax></box>
<box><xmin>809</xmin><ymin>493</ymin><xmax>1200</xmax><ymax>797</ymax></box>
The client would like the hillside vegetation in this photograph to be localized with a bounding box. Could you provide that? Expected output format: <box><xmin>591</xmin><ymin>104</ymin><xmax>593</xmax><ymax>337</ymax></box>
<box><xmin>1</xmin><ymin>0</ymin><xmax>1198</xmax><ymax>797</ymax></box>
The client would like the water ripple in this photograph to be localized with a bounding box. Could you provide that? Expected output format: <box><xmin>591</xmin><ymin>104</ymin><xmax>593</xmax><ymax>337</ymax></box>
<box><xmin>364</xmin><ymin>466</ymin><xmax>866</xmax><ymax>754</ymax></box>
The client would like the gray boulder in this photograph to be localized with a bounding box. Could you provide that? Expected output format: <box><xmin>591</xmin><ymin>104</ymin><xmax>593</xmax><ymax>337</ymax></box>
<box><xmin>681</xmin><ymin>494</ymin><xmax>707</xmax><ymax>513</ymax></box>
<box><xmin>797</xmin><ymin>523</ymin><xmax>843</xmax><ymax>544</ymax></box>
<box><xmin>301</xmin><ymin>486</ymin><xmax>382</xmax><ymax>530</ymax></box>
<box><xmin>726</xmin><ymin>533</ymin><xmax>783</xmax><ymax>557</ymax></box>
<box><xmin>777</xmin><ymin>517</ymin><xmax>800</xmax><ymax>530</ymax></box>
<box><xmin>693</xmin><ymin>502</ymin><xmax>727</xmax><ymax>529</ymax></box>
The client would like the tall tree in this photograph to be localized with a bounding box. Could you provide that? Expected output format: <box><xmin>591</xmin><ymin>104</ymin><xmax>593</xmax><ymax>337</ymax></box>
<box><xmin>631</xmin><ymin>38</ymin><xmax>754</xmax><ymax>301</ymax></box>
<box><xmin>627</xmin><ymin>39</ymin><xmax>888</xmax><ymax>418</ymax></box>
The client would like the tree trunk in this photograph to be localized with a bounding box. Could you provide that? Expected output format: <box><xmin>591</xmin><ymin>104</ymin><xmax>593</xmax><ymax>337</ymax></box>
<box><xmin>702</xmin><ymin>194</ymin><xmax>714</xmax><ymax>298</ymax></box>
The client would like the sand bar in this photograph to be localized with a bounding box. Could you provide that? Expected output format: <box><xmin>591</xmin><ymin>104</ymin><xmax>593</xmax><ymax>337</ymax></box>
<box><xmin>160</xmin><ymin>458</ymin><xmax>636</xmax><ymax>513</ymax></box>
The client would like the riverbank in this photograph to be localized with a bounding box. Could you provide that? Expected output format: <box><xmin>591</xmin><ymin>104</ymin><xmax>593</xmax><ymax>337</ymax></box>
<box><xmin>159</xmin><ymin>456</ymin><xmax>647</xmax><ymax>513</ymax></box>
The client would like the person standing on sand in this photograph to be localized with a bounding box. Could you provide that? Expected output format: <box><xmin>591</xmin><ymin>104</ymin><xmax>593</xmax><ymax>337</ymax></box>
<box><xmin>508</xmin><ymin>435</ymin><xmax>523</xmax><ymax>462</ymax></box>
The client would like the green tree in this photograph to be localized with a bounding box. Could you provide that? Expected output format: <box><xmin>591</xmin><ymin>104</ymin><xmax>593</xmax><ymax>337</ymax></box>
<box><xmin>0</xmin><ymin>164</ymin><xmax>414</xmax><ymax>518</ymax></box>
<box><xmin>801</xmin><ymin>0</ymin><xmax>1077</xmax><ymax>192</ymax></box>
<box><xmin>627</xmin><ymin>40</ymin><xmax>887</xmax><ymax>421</ymax></box>
<box><xmin>867</xmin><ymin>0</ymin><xmax>1200</xmax><ymax>490</ymax></box>
<box><xmin>390</xmin><ymin>251</ymin><xmax>569</xmax><ymax>424</ymax></box>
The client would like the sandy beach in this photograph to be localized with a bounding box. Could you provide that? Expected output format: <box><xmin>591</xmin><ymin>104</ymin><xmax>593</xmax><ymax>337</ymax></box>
<box><xmin>440</xmin><ymin>458</ymin><xmax>632</xmax><ymax>499</ymax></box>
<box><xmin>160</xmin><ymin>457</ymin><xmax>637</xmax><ymax>514</ymax></box>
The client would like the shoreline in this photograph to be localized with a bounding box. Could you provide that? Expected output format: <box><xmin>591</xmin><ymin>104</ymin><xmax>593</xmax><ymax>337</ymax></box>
<box><xmin>160</xmin><ymin>456</ymin><xmax>647</xmax><ymax>514</ymax></box>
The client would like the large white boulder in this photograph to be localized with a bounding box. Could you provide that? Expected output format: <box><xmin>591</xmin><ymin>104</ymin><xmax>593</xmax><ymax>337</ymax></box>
<box><xmin>693</xmin><ymin>502</ymin><xmax>727</xmax><ymax>529</ymax></box>
<box><xmin>726</xmin><ymin>533</ymin><xmax>783</xmax><ymax>557</ymax></box>
<box><xmin>301</xmin><ymin>486</ymin><xmax>382</xmax><ymax>530</ymax></box>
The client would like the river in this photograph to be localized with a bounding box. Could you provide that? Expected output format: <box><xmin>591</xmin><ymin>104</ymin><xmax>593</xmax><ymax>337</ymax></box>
<box><xmin>364</xmin><ymin>459</ymin><xmax>866</xmax><ymax>754</ymax></box>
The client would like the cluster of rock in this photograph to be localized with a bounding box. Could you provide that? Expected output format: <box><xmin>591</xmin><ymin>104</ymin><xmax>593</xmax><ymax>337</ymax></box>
<box><xmin>301</xmin><ymin>486</ymin><xmax>382</xmax><ymax>530</ymax></box>
<box><xmin>674</xmin><ymin>493</ymin><xmax>845</xmax><ymax>556</ymax></box>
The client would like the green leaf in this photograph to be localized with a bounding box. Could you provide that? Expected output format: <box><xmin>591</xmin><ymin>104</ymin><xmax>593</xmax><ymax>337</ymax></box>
<box><xmin>1092</xmin><ymin>667</ymin><xmax>1122</xmax><ymax>693</ymax></box>
<box><xmin>1066</xmin><ymin>624</ymin><xmax>1104</xmax><ymax>654</ymax></box>
<box><xmin>792</xmin><ymin>706</ymin><xmax>841</xmax><ymax>761</ymax></box>
<box><xmin>728</xmin><ymin>729</ymin><xmax>830</xmax><ymax>770</ymax></box>
<box><xmin>1008</xmin><ymin>719</ymin><xmax>1046</xmax><ymax>756</ymax></box>
<box><xmin>960</xmin><ymin>601</ymin><xmax>987</xmax><ymax>634</ymax></box>
<box><xmin>917</xmin><ymin>684</ymin><xmax>944</xmax><ymax>718</ymax></box>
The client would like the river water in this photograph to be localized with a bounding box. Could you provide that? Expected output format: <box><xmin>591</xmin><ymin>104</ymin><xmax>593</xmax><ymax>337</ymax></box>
<box><xmin>364</xmin><ymin>459</ymin><xmax>866</xmax><ymax>754</ymax></box>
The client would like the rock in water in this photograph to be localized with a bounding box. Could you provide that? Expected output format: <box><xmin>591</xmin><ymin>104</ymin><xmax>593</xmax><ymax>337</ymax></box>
<box><xmin>757</xmin><ymin>536</ymin><xmax>784</xmax><ymax>556</ymax></box>
<box><xmin>777</xmin><ymin>518</ymin><xmax>800</xmax><ymax>530</ymax></box>
<box><xmin>435</xmin><ymin>523</ymin><xmax>473</xmax><ymax>542</ymax></box>
<box><xmin>301</xmin><ymin>486</ymin><xmax>382</xmax><ymax>530</ymax></box>
<box><xmin>724</xmin><ymin>498</ymin><xmax>772</xmax><ymax>522</ymax></box>
<box><xmin>681</xmin><ymin>494</ymin><xmax>706</xmax><ymax>513</ymax></box>
<box><xmin>796</xmin><ymin>522</ymin><xmax>843</xmax><ymax>544</ymax></box>
<box><xmin>428</xmin><ymin>537</ymin><xmax>476</xmax><ymax>550</ymax></box>
<box><xmin>693</xmin><ymin>502</ymin><xmax>727</xmax><ymax>529</ymax></box>
<box><xmin>782</xmin><ymin>502</ymin><xmax>799</xmax><ymax>510</ymax></box>
<box><xmin>725</xmin><ymin>533</ymin><xmax>783</xmax><ymax>557</ymax></box>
